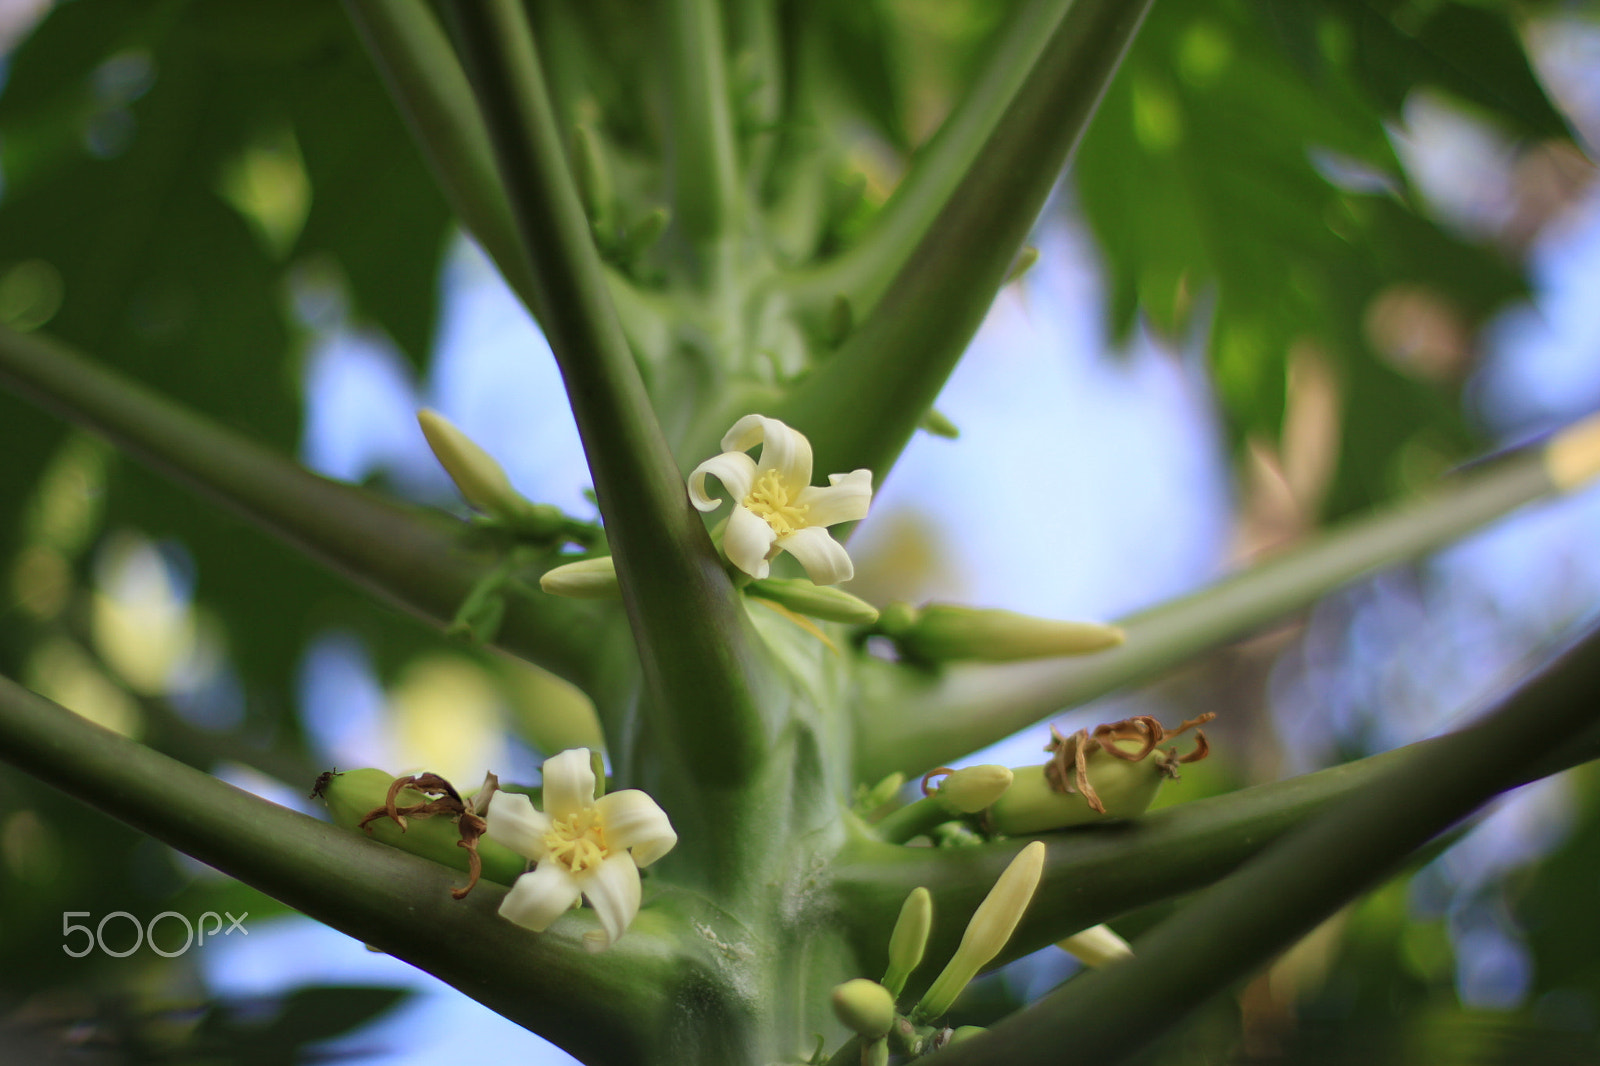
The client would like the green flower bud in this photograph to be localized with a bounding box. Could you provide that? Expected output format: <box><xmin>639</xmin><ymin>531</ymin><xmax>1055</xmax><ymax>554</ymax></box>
<box><xmin>417</xmin><ymin>409</ymin><xmax>533</xmax><ymax>524</ymax></box>
<box><xmin>883</xmin><ymin>887</ymin><xmax>932</xmax><ymax>997</ymax></box>
<box><xmin>895</xmin><ymin>604</ymin><xmax>1123</xmax><ymax>663</ymax></box>
<box><xmin>320</xmin><ymin>769</ymin><xmax>525</xmax><ymax>886</ymax></box>
<box><xmin>621</xmin><ymin>206</ymin><xmax>670</xmax><ymax>260</ymax></box>
<box><xmin>986</xmin><ymin>755</ymin><xmax>1163</xmax><ymax>835</ymax></box>
<box><xmin>919</xmin><ymin>409</ymin><xmax>960</xmax><ymax>439</ymax></box>
<box><xmin>930</xmin><ymin>764</ymin><xmax>1013</xmax><ymax>814</ymax></box>
<box><xmin>1057</xmin><ymin>923</ymin><xmax>1134</xmax><ymax>968</ymax></box>
<box><xmin>875</xmin><ymin>601</ymin><xmax>919</xmax><ymax>638</ymax></box>
<box><xmin>746</xmin><ymin>577</ymin><xmax>879</xmax><ymax>625</ymax></box>
<box><xmin>831</xmin><ymin>979</ymin><xmax>896</xmax><ymax>1039</ymax></box>
<box><xmin>539</xmin><ymin>556</ymin><xmax>621</xmax><ymax>599</ymax></box>
<box><xmin>950</xmin><ymin>1025</ymin><xmax>987</xmax><ymax>1045</ymax></box>
<box><xmin>916</xmin><ymin>841</ymin><xmax>1046</xmax><ymax>1020</ymax></box>
<box><xmin>571</xmin><ymin>124</ymin><xmax>614</xmax><ymax>237</ymax></box>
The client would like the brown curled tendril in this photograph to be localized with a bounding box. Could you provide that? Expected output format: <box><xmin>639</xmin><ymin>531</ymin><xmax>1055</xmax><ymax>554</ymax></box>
<box><xmin>1044</xmin><ymin>713</ymin><xmax>1217</xmax><ymax>814</ymax></box>
<box><xmin>356</xmin><ymin>771</ymin><xmax>489</xmax><ymax>900</ymax></box>
<box><xmin>920</xmin><ymin>768</ymin><xmax>955</xmax><ymax>797</ymax></box>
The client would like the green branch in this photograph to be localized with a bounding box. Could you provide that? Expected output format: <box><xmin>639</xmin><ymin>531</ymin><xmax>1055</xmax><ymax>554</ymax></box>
<box><xmin>343</xmin><ymin>0</ymin><xmax>544</xmax><ymax>322</ymax></box>
<box><xmin>443</xmin><ymin>1</ymin><xmax>770</xmax><ymax>790</ymax></box>
<box><xmin>782</xmin><ymin>0</ymin><xmax>1074</xmax><ymax>317</ymax></box>
<box><xmin>0</xmin><ymin>326</ymin><xmax>601</xmax><ymax>687</ymax></box>
<box><xmin>834</xmin><ymin>643</ymin><xmax>1600</xmax><ymax>990</ymax></box>
<box><xmin>857</xmin><ymin>428</ymin><xmax>1592</xmax><ymax>780</ymax></box>
<box><xmin>0</xmin><ymin>673</ymin><xmax>677</xmax><ymax>1066</ymax></box>
<box><xmin>929</xmin><ymin>624</ymin><xmax>1600</xmax><ymax>1066</ymax></box>
<box><xmin>775</xmin><ymin>0</ymin><xmax>1151</xmax><ymax>481</ymax></box>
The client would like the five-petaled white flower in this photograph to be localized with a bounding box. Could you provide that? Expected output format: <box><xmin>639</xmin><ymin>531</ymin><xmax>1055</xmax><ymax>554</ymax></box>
<box><xmin>486</xmin><ymin>748</ymin><xmax>676</xmax><ymax>952</ymax></box>
<box><xmin>688</xmin><ymin>415</ymin><xmax>872</xmax><ymax>585</ymax></box>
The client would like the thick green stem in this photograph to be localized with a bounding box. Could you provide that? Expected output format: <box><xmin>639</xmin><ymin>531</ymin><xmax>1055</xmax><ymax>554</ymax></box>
<box><xmin>0</xmin><ymin>326</ymin><xmax>600</xmax><ymax>687</ymax></box>
<box><xmin>0</xmin><ymin>674</ymin><xmax>677</xmax><ymax>1066</ymax></box>
<box><xmin>443</xmin><ymin>2</ymin><xmax>770</xmax><ymax>796</ymax></box>
<box><xmin>857</xmin><ymin>438</ymin><xmax>1571</xmax><ymax>780</ymax></box>
<box><xmin>782</xmin><ymin>0</ymin><xmax>1074</xmax><ymax>317</ymax></box>
<box><xmin>929</xmin><ymin>623</ymin><xmax>1600</xmax><ymax>1066</ymax></box>
<box><xmin>775</xmin><ymin>0</ymin><xmax>1151</xmax><ymax>481</ymax></box>
<box><xmin>667</xmin><ymin>0</ymin><xmax>742</xmax><ymax>246</ymax></box>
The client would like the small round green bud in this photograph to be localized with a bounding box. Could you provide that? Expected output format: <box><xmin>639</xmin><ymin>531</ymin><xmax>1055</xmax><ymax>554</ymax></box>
<box><xmin>876</xmin><ymin>601</ymin><xmax>919</xmax><ymax>638</ymax></box>
<box><xmin>950</xmin><ymin>1025</ymin><xmax>987</xmax><ymax>1045</ymax></box>
<box><xmin>831</xmin><ymin>979</ymin><xmax>896</xmax><ymax>1039</ymax></box>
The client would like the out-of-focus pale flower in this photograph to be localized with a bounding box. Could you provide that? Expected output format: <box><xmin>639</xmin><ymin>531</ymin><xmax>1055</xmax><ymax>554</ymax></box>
<box><xmin>688</xmin><ymin>415</ymin><xmax>872</xmax><ymax>585</ymax></box>
<box><xmin>486</xmin><ymin>748</ymin><xmax>676</xmax><ymax>951</ymax></box>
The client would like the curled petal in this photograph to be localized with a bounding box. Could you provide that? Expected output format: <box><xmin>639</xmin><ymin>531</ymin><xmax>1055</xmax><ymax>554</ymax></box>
<box><xmin>595</xmin><ymin>790</ymin><xmax>677</xmax><ymax>868</ymax></box>
<box><xmin>499</xmin><ymin>860</ymin><xmax>581</xmax><ymax>931</ymax></box>
<box><xmin>486</xmin><ymin>791</ymin><xmax>551</xmax><ymax>862</ymax></box>
<box><xmin>778</xmin><ymin>525</ymin><xmax>854</xmax><ymax>585</ymax></box>
<box><xmin>725</xmin><ymin>504</ymin><xmax>778</xmax><ymax>579</ymax></box>
<box><xmin>579</xmin><ymin>854</ymin><xmax>642</xmax><ymax>950</ymax></box>
<box><xmin>797</xmin><ymin>469</ymin><xmax>873</xmax><ymax>528</ymax></box>
<box><xmin>722</xmin><ymin>414</ymin><xmax>813</xmax><ymax>489</ymax></box>
<box><xmin>541</xmin><ymin>748</ymin><xmax>597</xmax><ymax>821</ymax></box>
<box><xmin>687</xmin><ymin>450</ymin><xmax>757</xmax><ymax>512</ymax></box>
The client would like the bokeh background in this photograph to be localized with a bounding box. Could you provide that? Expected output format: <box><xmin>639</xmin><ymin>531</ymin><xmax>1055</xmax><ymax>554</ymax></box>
<box><xmin>2</xmin><ymin>1</ymin><xmax>1600</xmax><ymax>1062</ymax></box>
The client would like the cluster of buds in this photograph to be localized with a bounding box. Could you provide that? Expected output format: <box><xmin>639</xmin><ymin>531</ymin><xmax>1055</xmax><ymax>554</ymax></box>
<box><xmin>826</xmin><ymin>843</ymin><xmax>1047</xmax><ymax>1062</ymax></box>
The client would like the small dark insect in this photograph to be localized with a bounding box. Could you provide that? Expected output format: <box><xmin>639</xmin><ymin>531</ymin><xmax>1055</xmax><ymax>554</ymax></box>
<box><xmin>309</xmin><ymin>769</ymin><xmax>342</xmax><ymax>800</ymax></box>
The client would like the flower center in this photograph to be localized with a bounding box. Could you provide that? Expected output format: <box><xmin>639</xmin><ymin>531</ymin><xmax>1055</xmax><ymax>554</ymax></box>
<box><xmin>742</xmin><ymin>469</ymin><xmax>809</xmax><ymax>537</ymax></box>
<box><xmin>543</xmin><ymin>810</ymin><xmax>609</xmax><ymax>875</ymax></box>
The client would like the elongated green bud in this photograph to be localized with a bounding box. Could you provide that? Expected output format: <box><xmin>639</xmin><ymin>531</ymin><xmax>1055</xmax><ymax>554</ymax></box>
<box><xmin>919</xmin><ymin>409</ymin><xmax>960</xmax><ymax>438</ymax></box>
<box><xmin>930</xmin><ymin>765</ymin><xmax>1012</xmax><ymax>814</ymax></box>
<box><xmin>747</xmin><ymin>577</ymin><xmax>879</xmax><ymax>624</ymax></box>
<box><xmin>916</xmin><ymin>841</ymin><xmax>1046</xmax><ymax>1020</ymax></box>
<box><xmin>320</xmin><ymin>769</ymin><xmax>525</xmax><ymax>885</ymax></box>
<box><xmin>883</xmin><ymin>887</ymin><xmax>932</xmax><ymax>997</ymax></box>
<box><xmin>418</xmin><ymin>410</ymin><xmax>532</xmax><ymax>523</ymax></box>
<box><xmin>831</xmin><ymin>979</ymin><xmax>896</xmax><ymax>1039</ymax></box>
<box><xmin>1057</xmin><ymin>923</ymin><xmax>1133</xmax><ymax>968</ymax></box>
<box><xmin>895</xmin><ymin>604</ymin><xmax>1124</xmax><ymax>663</ymax></box>
<box><xmin>1005</xmin><ymin>245</ymin><xmax>1040</xmax><ymax>286</ymax></box>
<box><xmin>621</xmin><ymin>206</ymin><xmax>670</xmax><ymax>260</ymax></box>
<box><xmin>571</xmin><ymin>125</ymin><xmax>614</xmax><ymax>237</ymax></box>
<box><xmin>986</xmin><ymin>756</ymin><xmax>1163</xmax><ymax>835</ymax></box>
<box><xmin>539</xmin><ymin>556</ymin><xmax>621</xmax><ymax>599</ymax></box>
<box><xmin>949</xmin><ymin>1026</ymin><xmax>987</xmax><ymax>1045</ymax></box>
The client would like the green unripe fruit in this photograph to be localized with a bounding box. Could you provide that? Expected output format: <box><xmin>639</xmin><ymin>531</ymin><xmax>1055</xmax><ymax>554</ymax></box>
<box><xmin>985</xmin><ymin>751</ymin><xmax>1163</xmax><ymax>835</ymax></box>
<box><xmin>320</xmin><ymin>769</ymin><xmax>526</xmax><ymax>886</ymax></box>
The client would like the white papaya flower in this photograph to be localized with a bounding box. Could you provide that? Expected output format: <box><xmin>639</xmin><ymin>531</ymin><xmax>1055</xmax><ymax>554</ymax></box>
<box><xmin>486</xmin><ymin>748</ymin><xmax>676</xmax><ymax>952</ymax></box>
<box><xmin>687</xmin><ymin>414</ymin><xmax>872</xmax><ymax>585</ymax></box>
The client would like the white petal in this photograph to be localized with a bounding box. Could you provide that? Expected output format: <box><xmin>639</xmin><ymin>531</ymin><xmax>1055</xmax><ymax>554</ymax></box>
<box><xmin>778</xmin><ymin>525</ymin><xmax>854</xmax><ymax>585</ymax></box>
<box><xmin>541</xmin><ymin>748</ymin><xmax>597</xmax><ymax>821</ymax></box>
<box><xmin>796</xmin><ymin>469</ymin><xmax>873</xmax><ymax>527</ymax></box>
<box><xmin>687</xmin><ymin>451</ymin><xmax>757</xmax><ymax>512</ymax></box>
<box><xmin>578</xmin><ymin>853</ymin><xmax>641</xmax><ymax>949</ymax></box>
<box><xmin>595</xmin><ymin>790</ymin><xmax>677</xmax><ymax>868</ymax></box>
<box><xmin>750</xmin><ymin>417</ymin><xmax>813</xmax><ymax>490</ymax></box>
<box><xmin>719</xmin><ymin>413</ymin><xmax>771</xmax><ymax>454</ymax></box>
<box><xmin>499</xmin><ymin>861</ymin><xmax>581</xmax><ymax>931</ymax></box>
<box><xmin>485</xmin><ymin>791</ymin><xmax>551</xmax><ymax>861</ymax></box>
<box><xmin>724</xmin><ymin>504</ymin><xmax>777</xmax><ymax>579</ymax></box>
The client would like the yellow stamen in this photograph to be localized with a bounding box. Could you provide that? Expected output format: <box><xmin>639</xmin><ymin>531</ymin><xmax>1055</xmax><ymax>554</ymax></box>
<box><xmin>544</xmin><ymin>810</ymin><xmax>609</xmax><ymax>874</ymax></box>
<box><xmin>742</xmin><ymin>469</ymin><xmax>809</xmax><ymax>536</ymax></box>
